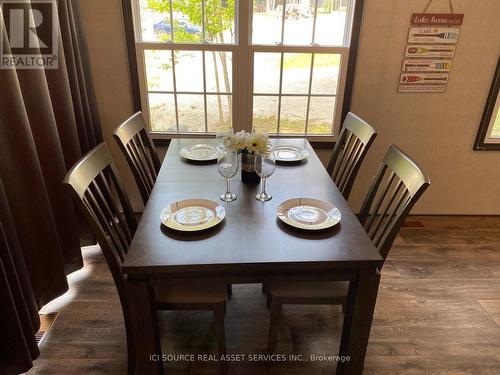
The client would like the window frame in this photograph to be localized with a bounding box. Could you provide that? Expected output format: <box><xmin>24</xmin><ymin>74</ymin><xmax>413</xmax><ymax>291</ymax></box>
<box><xmin>474</xmin><ymin>55</ymin><xmax>500</xmax><ymax>151</ymax></box>
<box><xmin>123</xmin><ymin>0</ymin><xmax>362</xmax><ymax>142</ymax></box>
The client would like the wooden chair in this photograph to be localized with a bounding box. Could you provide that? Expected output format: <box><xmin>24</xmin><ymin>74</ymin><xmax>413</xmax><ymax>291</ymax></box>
<box><xmin>267</xmin><ymin>144</ymin><xmax>430</xmax><ymax>353</ymax></box>
<box><xmin>113</xmin><ymin>112</ymin><xmax>161</xmax><ymax>206</ymax></box>
<box><xmin>63</xmin><ymin>143</ymin><xmax>226</xmax><ymax>374</ymax></box>
<box><xmin>326</xmin><ymin>112</ymin><xmax>377</xmax><ymax>200</ymax></box>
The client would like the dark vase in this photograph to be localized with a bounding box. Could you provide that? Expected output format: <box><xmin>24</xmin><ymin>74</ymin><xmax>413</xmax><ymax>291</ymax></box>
<box><xmin>241</xmin><ymin>151</ymin><xmax>260</xmax><ymax>184</ymax></box>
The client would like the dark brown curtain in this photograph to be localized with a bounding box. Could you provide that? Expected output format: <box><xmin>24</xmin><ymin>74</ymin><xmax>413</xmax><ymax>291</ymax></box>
<box><xmin>0</xmin><ymin>0</ymin><xmax>102</xmax><ymax>372</ymax></box>
<box><xmin>0</xmin><ymin>180</ymin><xmax>40</xmax><ymax>374</ymax></box>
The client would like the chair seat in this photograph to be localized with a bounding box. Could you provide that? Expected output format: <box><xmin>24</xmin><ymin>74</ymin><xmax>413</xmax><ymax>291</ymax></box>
<box><xmin>155</xmin><ymin>280</ymin><xmax>226</xmax><ymax>305</ymax></box>
<box><xmin>269</xmin><ymin>280</ymin><xmax>349</xmax><ymax>300</ymax></box>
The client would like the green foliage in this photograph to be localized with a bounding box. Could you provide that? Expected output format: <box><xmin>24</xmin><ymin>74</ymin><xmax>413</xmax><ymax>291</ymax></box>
<box><xmin>148</xmin><ymin>0</ymin><xmax>234</xmax><ymax>41</ymax></box>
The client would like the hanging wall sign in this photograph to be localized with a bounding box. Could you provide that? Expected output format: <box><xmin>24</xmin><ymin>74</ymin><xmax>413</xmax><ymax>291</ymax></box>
<box><xmin>405</xmin><ymin>45</ymin><xmax>455</xmax><ymax>58</ymax></box>
<box><xmin>411</xmin><ymin>13</ymin><xmax>464</xmax><ymax>26</ymax></box>
<box><xmin>402</xmin><ymin>59</ymin><xmax>452</xmax><ymax>72</ymax></box>
<box><xmin>398</xmin><ymin>85</ymin><xmax>447</xmax><ymax>93</ymax></box>
<box><xmin>408</xmin><ymin>27</ymin><xmax>460</xmax><ymax>44</ymax></box>
<box><xmin>400</xmin><ymin>73</ymin><xmax>449</xmax><ymax>84</ymax></box>
<box><xmin>398</xmin><ymin>0</ymin><xmax>463</xmax><ymax>94</ymax></box>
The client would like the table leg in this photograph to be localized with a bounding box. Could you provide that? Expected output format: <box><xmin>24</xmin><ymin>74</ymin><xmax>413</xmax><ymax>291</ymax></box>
<box><xmin>126</xmin><ymin>279</ymin><xmax>162</xmax><ymax>375</ymax></box>
<box><xmin>336</xmin><ymin>271</ymin><xmax>380</xmax><ymax>375</ymax></box>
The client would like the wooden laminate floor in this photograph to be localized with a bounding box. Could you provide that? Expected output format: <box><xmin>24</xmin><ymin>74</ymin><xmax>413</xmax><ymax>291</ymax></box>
<box><xmin>28</xmin><ymin>216</ymin><xmax>500</xmax><ymax>374</ymax></box>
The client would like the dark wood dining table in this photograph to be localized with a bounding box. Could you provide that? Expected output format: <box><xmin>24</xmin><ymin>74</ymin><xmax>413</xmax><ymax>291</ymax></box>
<box><xmin>123</xmin><ymin>138</ymin><xmax>383</xmax><ymax>375</ymax></box>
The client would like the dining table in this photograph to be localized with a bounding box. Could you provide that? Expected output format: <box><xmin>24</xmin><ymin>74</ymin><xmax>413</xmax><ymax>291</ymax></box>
<box><xmin>123</xmin><ymin>138</ymin><xmax>384</xmax><ymax>375</ymax></box>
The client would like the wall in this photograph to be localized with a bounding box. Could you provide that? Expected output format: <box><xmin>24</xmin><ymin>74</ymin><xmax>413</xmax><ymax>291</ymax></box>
<box><xmin>347</xmin><ymin>0</ymin><xmax>500</xmax><ymax>214</ymax></box>
<box><xmin>78</xmin><ymin>0</ymin><xmax>142</xmax><ymax>210</ymax></box>
<box><xmin>79</xmin><ymin>0</ymin><xmax>500</xmax><ymax>214</ymax></box>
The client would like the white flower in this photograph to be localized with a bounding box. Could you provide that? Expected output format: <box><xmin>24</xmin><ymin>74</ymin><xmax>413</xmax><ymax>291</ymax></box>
<box><xmin>224</xmin><ymin>130</ymin><xmax>248</xmax><ymax>152</ymax></box>
<box><xmin>246</xmin><ymin>132</ymin><xmax>269</xmax><ymax>154</ymax></box>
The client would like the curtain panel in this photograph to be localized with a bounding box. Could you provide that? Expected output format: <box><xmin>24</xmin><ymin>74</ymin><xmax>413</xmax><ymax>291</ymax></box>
<box><xmin>0</xmin><ymin>0</ymin><xmax>102</xmax><ymax>372</ymax></box>
<box><xmin>0</xmin><ymin>179</ymin><xmax>40</xmax><ymax>373</ymax></box>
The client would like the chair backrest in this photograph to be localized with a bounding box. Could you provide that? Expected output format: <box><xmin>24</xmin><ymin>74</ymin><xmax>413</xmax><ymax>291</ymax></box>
<box><xmin>113</xmin><ymin>112</ymin><xmax>161</xmax><ymax>205</ymax></box>
<box><xmin>63</xmin><ymin>143</ymin><xmax>137</xmax><ymax>302</ymax></box>
<box><xmin>327</xmin><ymin>113</ymin><xmax>377</xmax><ymax>199</ymax></box>
<box><xmin>358</xmin><ymin>145</ymin><xmax>430</xmax><ymax>263</ymax></box>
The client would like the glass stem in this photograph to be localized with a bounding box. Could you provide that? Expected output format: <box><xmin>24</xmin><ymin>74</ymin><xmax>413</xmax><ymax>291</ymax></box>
<box><xmin>261</xmin><ymin>178</ymin><xmax>267</xmax><ymax>196</ymax></box>
<box><xmin>226</xmin><ymin>178</ymin><xmax>231</xmax><ymax>195</ymax></box>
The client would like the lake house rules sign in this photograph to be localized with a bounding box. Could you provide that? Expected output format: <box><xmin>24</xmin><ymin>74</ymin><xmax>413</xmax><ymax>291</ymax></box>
<box><xmin>398</xmin><ymin>12</ymin><xmax>464</xmax><ymax>93</ymax></box>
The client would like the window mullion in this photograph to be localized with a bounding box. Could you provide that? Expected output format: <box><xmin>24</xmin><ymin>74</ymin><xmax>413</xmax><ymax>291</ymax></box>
<box><xmin>201</xmin><ymin>0</ymin><xmax>206</xmax><ymax>42</ymax></box>
<box><xmin>235</xmin><ymin>0</ymin><xmax>251</xmax><ymax>133</ymax></box>
<box><xmin>304</xmin><ymin>53</ymin><xmax>316</xmax><ymax>135</ymax></box>
<box><xmin>202</xmin><ymin>51</ymin><xmax>208</xmax><ymax>132</ymax></box>
<box><xmin>276</xmin><ymin>52</ymin><xmax>285</xmax><ymax>134</ymax></box>
<box><xmin>280</xmin><ymin>0</ymin><xmax>287</xmax><ymax>44</ymax></box>
<box><xmin>168</xmin><ymin>0</ymin><xmax>175</xmax><ymax>42</ymax></box>
<box><xmin>311</xmin><ymin>0</ymin><xmax>319</xmax><ymax>44</ymax></box>
<box><xmin>170</xmin><ymin>50</ymin><xmax>180</xmax><ymax>132</ymax></box>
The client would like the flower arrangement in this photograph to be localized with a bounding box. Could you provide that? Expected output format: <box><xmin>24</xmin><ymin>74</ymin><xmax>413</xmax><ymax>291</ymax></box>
<box><xmin>223</xmin><ymin>130</ymin><xmax>271</xmax><ymax>154</ymax></box>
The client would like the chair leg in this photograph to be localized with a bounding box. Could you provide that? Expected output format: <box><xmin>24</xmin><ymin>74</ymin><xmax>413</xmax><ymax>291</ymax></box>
<box><xmin>267</xmin><ymin>297</ymin><xmax>282</xmax><ymax>354</ymax></box>
<box><xmin>213</xmin><ymin>302</ymin><xmax>226</xmax><ymax>356</ymax></box>
<box><xmin>125</xmin><ymin>324</ymin><xmax>136</xmax><ymax>375</ymax></box>
<box><xmin>226</xmin><ymin>284</ymin><xmax>232</xmax><ymax>299</ymax></box>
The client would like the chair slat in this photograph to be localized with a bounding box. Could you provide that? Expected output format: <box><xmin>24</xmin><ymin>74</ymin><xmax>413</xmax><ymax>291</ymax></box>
<box><xmin>87</xmin><ymin>187</ymin><xmax>127</xmax><ymax>261</ymax></box>
<box><xmin>113</xmin><ymin>112</ymin><xmax>161</xmax><ymax>205</ymax></box>
<box><xmin>359</xmin><ymin>145</ymin><xmax>430</xmax><ymax>263</ymax></box>
<box><xmin>136</xmin><ymin>134</ymin><xmax>157</xmax><ymax>181</ymax></box>
<box><xmin>327</xmin><ymin>112</ymin><xmax>377</xmax><ymax>199</ymax></box>
<box><xmin>365</xmin><ymin>171</ymin><xmax>396</xmax><ymax>235</ymax></box>
<box><xmin>338</xmin><ymin>138</ymin><xmax>363</xmax><ymax>192</ymax></box>
<box><xmin>129</xmin><ymin>136</ymin><xmax>155</xmax><ymax>192</ymax></box>
<box><xmin>96</xmin><ymin>173</ymin><xmax>133</xmax><ymax>246</ymax></box>
<box><xmin>371</xmin><ymin>180</ymin><xmax>404</xmax><ymax>246</ymax></box>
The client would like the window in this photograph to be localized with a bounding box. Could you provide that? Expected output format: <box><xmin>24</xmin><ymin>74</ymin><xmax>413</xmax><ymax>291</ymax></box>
<box><xmin>474</xmin><ymin>56</ymin><xmax>500</xmax><ymax>150</ymax></box>
<box><xmin>132</xmin><ymin>0</ymin><xmax>355</xmax><ymax>138</ymax></box>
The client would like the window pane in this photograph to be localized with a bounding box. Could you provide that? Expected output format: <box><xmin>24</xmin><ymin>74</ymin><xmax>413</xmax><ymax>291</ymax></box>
<box><xmin>253</xmin><ymin>95</ymin><xmax>278</xmax><ymax>133</ymax></box>
<box><xmin>177</xmin><ymin>94</ymin><xmax>205</xmax><ymax>132</ymax></box>
<box><xmin>311</xmin><ymin>54</ymin><xmax>341</xmax><ymax>95</ymax></box>
<box><xmin>280</xmin><ymin>96</ymin><xmax>308</xmax><ymax>134</ymax></box>
<box><xmin>314</xmin><ymin>2</ymin><xmax>349</xmax><ymax>45</ymax></box>
<box><xmin>204</xmin><ymin>1</ymin><xmax>236</xmax><ymax>44</ymax></box>
<box><xmin>144</xmin><ymin>50</ymin><xmax>174</xmax><ymax>91</ymax></box>
<box><xmin>252</xmin><ymin>0</ymin><xmax>351</xmax><ymax>46</ymax></box>
<box><xmin>252</xmin><ymin>1</ymin><xmax>282</xmax><ymax>45</ymax></box>
<box><xmin>491</xmin><ymin>107</ymin><xmax>500</xmax><ymax>138</ymax></box>
<box><xmin>205</xmin><ymin>51</ymin><xmax>233</xmax><ymax>93</ymax></box>
<box><xmin>254</xmin><ymin>53</ymin><xmax>281</xmax><ymax>94</ymax></box>
<box><xmin>174</xmin><ymin>51</ymin><xmax>203</xmax><ymax>92</ymax></box>
<box><xmin>282</xmin><ymin>53</ymin><xmax>311</xmax><ymax>94</ymax></box>
<box><xmin>207</xmin><ymin>95</ymin><xmax>232</xmax><ymax>132</ymax></box>
<box><xmin>149</xmin><ymin>93</ymin><xmax>176</xmax><ymax>132</ymax></box>
<box><xmin>282</xmin><ymin>5</ymin><xmax>314</xmax><ymax>45</ymax></box>
<box><xmin>308</xmin><ymin>96</ymin><xmax>335</xmax><ymax>134</ymax></box>
<box><xmin>139</xmin><ymin>0</ymin><xmax>235</xmax><ymax>44</ymax></box>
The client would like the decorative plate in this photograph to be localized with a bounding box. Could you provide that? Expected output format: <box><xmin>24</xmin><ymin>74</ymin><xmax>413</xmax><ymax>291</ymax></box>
<box><xmin>179</xmin><ymin>144</ymin><xmax>219</xmax><ymax>162</ymax></box>
<box><xmin>160</xmin><ymin>199</ymin><xmax>225</xmax><ymax>232</ymax></box>
<box><xmin>272</xmin><ymin>146</ymin><xmax>309</xmax><ymax>162</ymax></box>
<box><xmin>277</xmin><ymin>198</ymin><xmax>341</xmax><ymax>230</ymax></box>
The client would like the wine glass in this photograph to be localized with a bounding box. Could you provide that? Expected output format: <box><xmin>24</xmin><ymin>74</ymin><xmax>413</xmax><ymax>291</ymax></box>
<box><xmin>217</xmin><ymin>149</ymin><xmax>239</xmax><ymax>202</ymax></box>
<box><xmin>216</xmin><ymin>126</ymin><xmax>233</xmax><ymax>150</ymax></box>
<box><xmin>254</xmin><ymin>151</ymin><xmax>276</xmax><ymax>202</ymax></box>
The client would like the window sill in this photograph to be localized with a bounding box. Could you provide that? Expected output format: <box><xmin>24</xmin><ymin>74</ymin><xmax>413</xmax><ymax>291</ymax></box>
<box><xmin>151</xmin><ymin>133</ymin><xmax>335</xmax><ymax>149</ymax></box>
